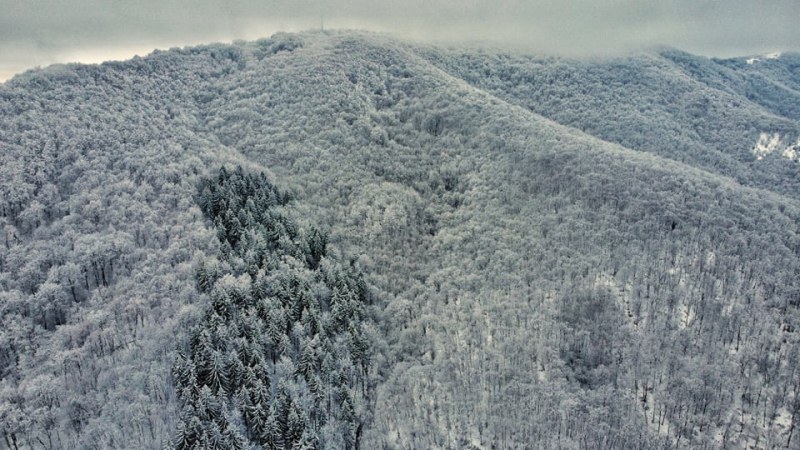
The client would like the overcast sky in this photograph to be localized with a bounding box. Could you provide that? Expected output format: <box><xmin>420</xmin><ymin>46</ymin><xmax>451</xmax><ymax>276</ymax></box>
<box><xmin>2</xmin><ymin>0</ymin><xmax>799</xmax><ymax>81</ymax></box>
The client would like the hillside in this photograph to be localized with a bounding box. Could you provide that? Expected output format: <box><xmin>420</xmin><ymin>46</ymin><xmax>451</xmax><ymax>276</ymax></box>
<box><xmin>417</xmin><ymin>46</ymin><xmax>800</xmax><ymax>199</ymax></box>
<box><xmin>1</xmin><ymin>31</ymin><xmax>799</xmax><ymax>449</ymax></box>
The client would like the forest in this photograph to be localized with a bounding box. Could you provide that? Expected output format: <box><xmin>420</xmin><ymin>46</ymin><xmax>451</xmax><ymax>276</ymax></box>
<box><xmin>0</xmin><ymin>31</ymin><xmax>799</xmax><ymax>449</ymax></box>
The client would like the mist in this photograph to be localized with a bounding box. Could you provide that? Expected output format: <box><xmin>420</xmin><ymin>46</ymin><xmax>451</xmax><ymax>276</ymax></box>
<box><xmin>2</xmin><ymin>0</ymin><xmax>799</xmax><ymax>81</ymax></box>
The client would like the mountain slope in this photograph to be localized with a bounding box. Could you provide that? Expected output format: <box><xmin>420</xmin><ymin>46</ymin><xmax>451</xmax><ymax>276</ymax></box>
<box><xmin>1</xmin><ymin>31</ymin><xmax>799</xmax><ymax>449</ymax></box>
<box><xmin>416</xmin><ymin>45</ymin><xmax>800</xmax><ymax>201</ymax></box>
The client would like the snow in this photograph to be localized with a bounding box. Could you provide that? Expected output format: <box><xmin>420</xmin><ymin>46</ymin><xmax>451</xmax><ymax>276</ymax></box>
<box><xmin>752</xmin><ymin>133</ymin><xmax>800</xmax><ymax>161</ymax></box>
<box><xmin>679</xmin><ymin>304</ymin><xmax>695</xmax><ymax>329</ymax></box>
<box><xmin>746</xmin><ymin>52</ymin><xmax>780</xmax><ymax>65</ymax></box>
<box><xmin>706</xmin><ymin>250</ymin><xmax>716</xmax><ymax>266</ymax></box>
<box><xmin>775</xmin><ymin>408</ymin><xmax>792</xmax><ymax>429</ymax></box>
<box><xmin>752</xmin><ymin>132</ymin><xmax>782</xmax><ymax>160</ymax></box>
<box><xmin>783</xmin><ymin>138</ymin><xmax>800</xmax><ymax>161</ymax></box>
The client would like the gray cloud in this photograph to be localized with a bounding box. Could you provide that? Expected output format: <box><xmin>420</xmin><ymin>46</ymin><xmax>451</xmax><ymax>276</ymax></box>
<box><xmin>1</xmin><ymin>0</ymin><xmax>799</xmax><ymax>81</ymax></box>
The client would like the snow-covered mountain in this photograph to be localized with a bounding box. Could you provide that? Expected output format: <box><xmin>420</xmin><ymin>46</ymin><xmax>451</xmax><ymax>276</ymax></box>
<box><xmin>1</xmin><ymin>31</ymin><xmax>799</xmax><ymax>449</ymax></box>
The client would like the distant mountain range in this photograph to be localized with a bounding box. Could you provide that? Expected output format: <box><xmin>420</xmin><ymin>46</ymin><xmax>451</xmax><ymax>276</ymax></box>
<box><xmin>1</xmin><ymin>31</ymin><xmax>798</xmax><ymax>449</ymax></box>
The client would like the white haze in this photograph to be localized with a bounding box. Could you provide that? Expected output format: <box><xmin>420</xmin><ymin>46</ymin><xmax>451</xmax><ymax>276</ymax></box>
<box><xmin>1</xmin><ymin>0</ymin><xmax>798</xmax><ymax>81</ymax></box>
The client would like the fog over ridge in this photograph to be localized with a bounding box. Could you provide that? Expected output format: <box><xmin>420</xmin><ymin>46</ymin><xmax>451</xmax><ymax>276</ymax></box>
<box><xmin>1</xmin><ymin>0</ymin><xmax>798</xmax><ymax>81</ymax></box>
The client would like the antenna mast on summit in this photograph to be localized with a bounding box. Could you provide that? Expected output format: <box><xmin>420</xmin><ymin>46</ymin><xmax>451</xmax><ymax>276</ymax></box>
<box><xmin>321</xmin><ymin>15</ymin><xmax>324</xmax><ymax>32</ymax></box>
